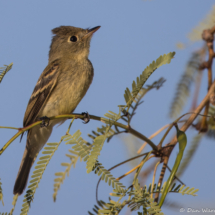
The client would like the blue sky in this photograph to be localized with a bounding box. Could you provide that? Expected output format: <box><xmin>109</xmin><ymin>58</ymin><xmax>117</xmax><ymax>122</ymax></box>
<box><xmin>1</xmin><ymin>1</ymin><xmax>215</xmax><ymax>214</ymax></box>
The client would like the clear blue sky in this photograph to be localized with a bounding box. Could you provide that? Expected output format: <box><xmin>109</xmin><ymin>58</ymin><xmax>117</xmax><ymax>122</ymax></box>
<box><xmin>1</xmin><ymin>1</ymin><xmax>215</xmax><ymax>214</ymax></box>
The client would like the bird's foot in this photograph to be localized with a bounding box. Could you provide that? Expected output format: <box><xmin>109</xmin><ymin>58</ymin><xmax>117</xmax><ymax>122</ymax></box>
<box><xmin>39</xmin><ymin>116</ymin><xmax>50</xmax><ymax>127</ymax></box>
<box><xmin>81</xmin><ymin>112</ymin><xmax>90</xmax><ymax>124</ymax></box>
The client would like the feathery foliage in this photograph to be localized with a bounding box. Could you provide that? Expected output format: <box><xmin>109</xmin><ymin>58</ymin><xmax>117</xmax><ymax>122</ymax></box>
<box><xmin>134</xmin><ymin>77</ymin><xmax>166</xmax><ymax>102</ymax></box>
<box><xmin>87</xmin><ymin>57</ymin><xmax>172</xmax><ymax>174</ymax></box>
<box><xmin>63</xmin><ymin>130</ymin><xmax>126</xmax><ymax>193</ymax></box>
<box><xmin>64</xmin><ymin>130</ymin><xmax>91</xmax><ymax>161</ymax></box>
<box><xmin>93</xmin><ymin>161</ymin><xmax>126</xmax><ymax>193</ymax></box>
<box><xmin>86</xmin><ymin>135</ymin><xmax>107</xmax><ymax>173</ymax></box>
<box><xmin>53</xmin><ymin>149</ymin><xmax>79</xmax><ymax>202</ymax></box>
<box><xmin>86</xmin><ymin>110</ymin><xmax>122</xmax><ymax>173</ymax></box>
<box><xmin>1</xmin><ymin>49</ymin><xmax>202</xmax><ymax>214</ymax></box>
<box><xmin>126</xmin><ymin>77</ymin><xmax>166</xmax><ymax>125</ymax></box>
<box><xmin>157</xmin><ymin>182</ymin><xmax>198</xmax><ymax>197</ymax></box>
<box><xmin>88</xmin><ymin>200</ymin><xmax>107</xmax><ymax>215</ymax></box>
<box><xmin>86</xmin><ymin>76</ymin><xmax>166</xmax><ymax>173</ymax></box>
<box><xmin>88</xmin><ymin>198</ymin><xmax>127</xmax><ymax>215</ymax></box>
<box><xmin>0</xmin><ymin>63</ymin><xmax>13</xmax><ymax>84</ymax></box>
<box><xmin>124</xmin><ymin>52</ymin><xmax>175</xmax><ymax>111</ymax></box>
<box><xmin>188</xmin><ymin>5</ymin><xmax>215</xmax><ymax>42</ymax></box>
<box><xmin>89</xmin><ymin>180</ymin><xmax>164</xmax><ymax>215</ymax></box>
<box><xmin>169</xmin><ymin>51</ymin><xmax>203</xmax><ymax>119</ymax></box>
<box><xmin>134</xmin><ymin>182</ymin><xmax>198</xmax><ymax>196</ymax></box>
<box><xmin>177</xmin><ymin>184</ymin><xmax>199</xmax><ymax>196</ymax></box>
<box><xmin>20</xmin><ymin>142</ymin><xmax>61</xmax><ymax>215</ymax></box>
<box><xmin>89</xmin><ymin>180</ymin><xmax>198</xmax><ymax>215</ymax></box>
<box><xmin>88</xmin><ymin>125</ymin><xmax>116</xmax><ymax>143</ymax></box>
<box><xmin>128</xmin><ymin>179</ymin><xmax>163</xmax><ymax>214</ymax></box>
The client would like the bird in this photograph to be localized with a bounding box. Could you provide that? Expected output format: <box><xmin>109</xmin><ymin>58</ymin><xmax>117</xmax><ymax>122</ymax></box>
<box><xmin>13</xmin><ymin>25</ymin><xmax>100</xmax><ymax>195</ymax></box>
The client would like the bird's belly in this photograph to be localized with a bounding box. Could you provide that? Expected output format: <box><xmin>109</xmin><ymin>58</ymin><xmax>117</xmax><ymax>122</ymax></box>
<box><xmin>41</xmin><ymin>70</ymin><xmax>92</xmax><ymax>117</ymax></box>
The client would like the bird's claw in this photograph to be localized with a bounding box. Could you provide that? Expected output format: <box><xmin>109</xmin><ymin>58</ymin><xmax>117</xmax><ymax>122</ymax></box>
<box><xmin>81</xmin><ymin>112</ymin><xmax>90</xmax><ymax>124</ymax></box>
<box><xmin>39</xmin><ymin>116</ymin><xmax>50</xmax><ymax>127</ymax></box>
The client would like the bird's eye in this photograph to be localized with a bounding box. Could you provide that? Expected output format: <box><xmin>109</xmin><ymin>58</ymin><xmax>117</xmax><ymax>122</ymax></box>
<box><xmin>70</xmin><ymin>36</ymin><xmax>77</xmax><ymax>42</ymax></box>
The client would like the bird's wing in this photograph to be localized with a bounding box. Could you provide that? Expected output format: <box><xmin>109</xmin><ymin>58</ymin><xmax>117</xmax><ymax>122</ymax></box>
<box><xmin>23</xmin><ymin>60</ymin><xmax>60</xmax><ymax>127</ymax></box>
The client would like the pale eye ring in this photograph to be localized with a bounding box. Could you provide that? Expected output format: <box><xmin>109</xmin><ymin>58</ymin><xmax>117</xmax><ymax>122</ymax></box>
<box><xmin>70</xmin><ymin>36</ymin><xmax>77</xmax><ymax>42</ymax></box>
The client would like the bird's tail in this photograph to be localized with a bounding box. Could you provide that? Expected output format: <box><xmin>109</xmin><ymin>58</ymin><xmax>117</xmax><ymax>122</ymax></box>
<box><xmin>13</xmin><ymin>148</ymin><xmax>34</xmax><ymax>195</ymax></box>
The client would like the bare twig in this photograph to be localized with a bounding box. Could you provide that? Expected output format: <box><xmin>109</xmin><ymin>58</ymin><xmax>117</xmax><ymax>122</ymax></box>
<box><xmin>151</xmin><ymin>161</ymin><xmax>161</xmax><ymax>198</ymax></box>
<box><xmin>116</xmin><ymin>155</ymin><xmax>155</xmax><ymax>181</ymax></box>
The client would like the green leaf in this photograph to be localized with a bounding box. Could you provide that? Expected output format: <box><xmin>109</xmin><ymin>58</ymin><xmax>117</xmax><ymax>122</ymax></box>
<box><xmin>176</xmin><ymin>133</ymin><xmax>203</xmax><ymax>177</ymax></box>
<box><xmin>0</xmin><ymin>63</ymin><xmax>13</xmax><ymax>84</ymax></box>
<box><xmin>86</xmin><ymin>135</ymin><xmax>107</xmax><ymax>173</ymax></box>
<box><xmin>93</xmin><ymin>162</ymin><xmax>126</xmax><ymax>193</ymax></box>
<box><xmin>124</xmin><ymin>52</ymin><xmax>175</xmax><ymax>110</ymax></box>
<box><xmin>159</xmin><ymin>124</ymin><xmax>187</xmax><ymax>207</ymax></box>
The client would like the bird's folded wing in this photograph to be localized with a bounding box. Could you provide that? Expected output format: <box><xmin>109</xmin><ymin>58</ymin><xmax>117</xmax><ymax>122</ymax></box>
<box><xmin>23</xmin><ymin>60</ymin><xmax>60</xmax><ymax>127</ymax></box>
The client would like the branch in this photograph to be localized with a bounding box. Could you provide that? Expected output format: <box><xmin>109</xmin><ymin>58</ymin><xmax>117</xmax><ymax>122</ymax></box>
<box><xmin>199</xmin><ymin>25</ymin><xmax>215</xmax><ymax>131</ymax></box>
<box><xmin>153</xmin><ymin>79</ymin><xmax>215</xmax><ymax>203</ymax></box>
<box><xmin>169</xmin><ymin>79</ymin><xmax>215</xmax><ymax>147</ymax></box>
<box><xmin>0</xmin><ymin>113</ymin><xmax>158</xmax><ymax>156</ymax></box>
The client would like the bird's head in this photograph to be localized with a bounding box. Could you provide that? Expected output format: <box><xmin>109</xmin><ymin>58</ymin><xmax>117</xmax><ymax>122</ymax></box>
<box><xmin>49</xmin><ymin>25</ymin><xmax>100</xmax><ymax>62</ymax></box>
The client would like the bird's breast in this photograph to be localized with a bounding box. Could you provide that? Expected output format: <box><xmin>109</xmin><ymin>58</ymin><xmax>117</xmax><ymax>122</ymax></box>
<box><xmin>41</xmin><ymin>60</ymin><xmax>94</xmax><ymax>117</ymax></box>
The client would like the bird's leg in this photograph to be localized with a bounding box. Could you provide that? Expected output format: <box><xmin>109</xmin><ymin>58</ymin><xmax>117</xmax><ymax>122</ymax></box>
<box><xmin>39</xmin><ymin>116</ymin><xmax>50</xmax><ymax>127</ymax></box>
<box><xmin>81</xmin><ymin>112</ymin><xmax>90</xmax><ymax>124</ymax></box>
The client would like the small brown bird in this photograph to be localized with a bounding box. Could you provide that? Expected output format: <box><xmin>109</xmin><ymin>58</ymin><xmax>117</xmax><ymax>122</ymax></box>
<box><xmin>13</xmin><ymin>25</ymin><xmax>100</xmax><ymax>195</ymax></box>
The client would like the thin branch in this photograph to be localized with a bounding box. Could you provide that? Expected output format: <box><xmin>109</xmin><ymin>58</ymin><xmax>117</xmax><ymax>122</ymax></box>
<box><xmin>169</xmin><ymin>79</ymin><xmax>215</xmax><ymax>147</ymax></box>
<box><xmin>116</xmin><ymin>155</ymin><xmax>155</xmax><ymax>181</ymax></box>
<box><xmin>139</xmin><ymin>159</ymin><xmax>159</xmax><ymax>185</ymax></box>
<box><xmin>0</xmin><ymin>126</ymin><xmax>19</xmax><ymax>130</ymax></box>
<box><xmin>151</xmin><ymin>161</ymin><xmax>161</xmax><ymax>198</ymax></box>
<box><xmin>0</xmin><ymin>113</ymin><xmax>158</xmax><ymax>156</ymax></box>
<box><xmin>137</xmin><ymin>142</ymin><xmax>147</xmax><ymax>155</ymax></box>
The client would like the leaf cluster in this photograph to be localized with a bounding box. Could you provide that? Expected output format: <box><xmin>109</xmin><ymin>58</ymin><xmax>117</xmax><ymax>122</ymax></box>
<box><xmin>124</xmin><ymin>52</ymin><xmax>175</xmax><ymax>111</ymax></box>
<box><xmin>62</xmin><ymin>131</ymin><xmax>126</xmax><ymax>193</ymax></box>
<box><xmin>88</xmin><ymin>179</ymin><xmax>198</xmax><ymax>215</ymax></box>
<box><xmin>20</xmin><ymin>142</ymin><xmax>61</xmax><ymax>215</ymax></box>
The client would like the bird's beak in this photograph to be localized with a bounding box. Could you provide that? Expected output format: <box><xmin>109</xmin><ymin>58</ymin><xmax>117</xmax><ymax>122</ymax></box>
<box><xmin>83</xmin><ymin>26</ymin><xmax>101</xmax><ymax>39</ymax></box>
